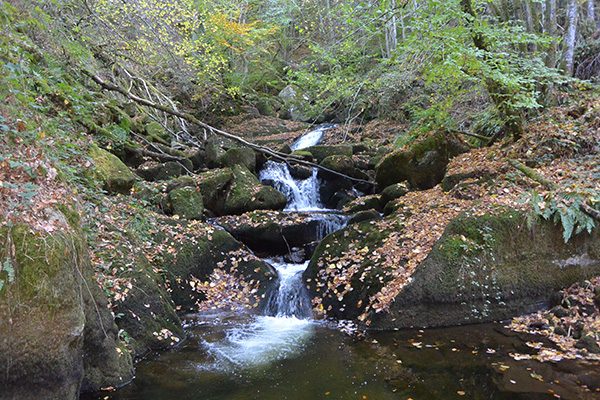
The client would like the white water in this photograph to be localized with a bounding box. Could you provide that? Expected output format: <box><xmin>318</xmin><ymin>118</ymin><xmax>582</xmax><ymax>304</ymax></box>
<box><xmin>201</xmin><ymin>126</ymin><xmax>345</xmax><ymax>373</ymax></box>
<box><xmin>258</xmin><ymin>161</ymin><xmax>323</xmax><ymax>211</ymax></box>
<box><xmin>201</xmin><ymin>315</ymin><xmax>313</xmax><ymax>372</ymax></box>
<box><xmin>290</xmin><ymin>124</ymin><xmax>335</xmax><ymax>150</ymax></box>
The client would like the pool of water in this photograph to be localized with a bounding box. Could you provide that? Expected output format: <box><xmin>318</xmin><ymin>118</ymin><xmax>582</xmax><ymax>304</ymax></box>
<box><xmin>84</xmin><ymin>311</ymin><xmax>598</xmax><ymax>400</ymax></box>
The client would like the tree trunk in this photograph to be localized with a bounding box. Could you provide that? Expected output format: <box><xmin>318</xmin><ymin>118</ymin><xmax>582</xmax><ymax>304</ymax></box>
<box><xmin>587</xmin><ymin>0</ymin><xmax>597</xmax><ymax>26</ymax></box>
<box><xmin>544</xmin><ymin>0</ymin><xmax>558</xmax><ymax>68</ymax></box>
<box><xmin>562</xmin><ymin>0</ymin><xmax>578</xmax><ymax>75</ymax></box>
<box><xmin>523</xmin><ymin>1</ymin><xmax>537</xmax><ymax>52</ymax></box>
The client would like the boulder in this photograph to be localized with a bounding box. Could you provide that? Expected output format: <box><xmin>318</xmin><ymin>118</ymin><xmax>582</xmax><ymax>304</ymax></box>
<box><xmin>197</xmin><ymin>167</ymin><xmax>287</xmax><ymax>216</ymax></box>
<box><xmin>166</xmin><ymin>187</ymin><xmax>204</xmax><ymax>220</ymax></box>
<box><xmin>223</xmin><ymin>165</ymin><xmax>287</xmax><ymax>215</ymax></box>
<box><xmin>375</xmin><ymin>131</ymin><xmax>467</xmax><ymax>190</ymax></box>
<box><xmin>306</xmin><ymin>205</ymin><xmax>600</xmax><ymax>329</ymax></box>
<box><xmin>218</xmin><ymin>147</ymin><xmax>256</xmax><ymax>172</ymax></box>
<box><xmin>319</xmin><ymin>155</ymin><xmax>356</xmax><ymax>179</ymax></box>
<box><xmin>144</xmin><ymin>121</ymin><xmax>170</xmax><ymax>145</ymax></box>
<box><xmin>214</xmin><ymin>210</ymin><xmax>346</xmax><ymax>254</ymax></box>
<box><xmin>89</xmin><ymin>144</ymin><xmax>136</xmax><ymax>195</ymax></box>
<box><xmin>369</xmin><ymin>207</ymin><xmax>600</xmax><ymax>329</ymax></box>
<box><xmin>152</xmin><ymin>220</ymin><xmax>277</xmax><ymax>313</ymax></box>
<box><xmin>343</xmin><ymin>194</ymin><xmax>383</xmax><ymax>213</ymax></box>
<box><xmin>303</xmin><ymin>145</ymin><xmax>353</xmax><ymax>163</ymax></box>
<box><xmin>165</xmin><ymin>175</ymin><xmax>196</xmax><ymax>193</ymax></box>
<box><xmin>184</xmin><ymin>148</ymin><xmax>207</xmax><ymax>171</ymax></box>
<box><xmin>380</xmin><ymin>182</ymin><xmax>410</xmax><ymax>206</ymax></box>
<box><xmin>197</xmin><ymin>168</ymin><xmax>235</xmax><ymax>214</ymax></box>
<box><xmin>0</xmin><ymin>216</ymin><xmax>133</xmax><ymax>400</ymax></box>
<box><xmin>348</xmin><ymin>209</ymin><xmax>381</xmax><ymax>225</ymax></box>
<box><xmin>135</xmin><ymin>161</ymin><xmax>183</xmax><ymax>182</ymax></box>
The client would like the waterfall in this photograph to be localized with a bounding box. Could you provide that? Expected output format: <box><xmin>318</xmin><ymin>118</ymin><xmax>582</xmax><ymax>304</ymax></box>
<box><xmin>290</xmin><ymin>123</ymin><xmax>335</xmax><ymax>150</ymax></box>
<box><xmin>263</xmin><ymin>260</ymin><xmax>312</xmax><ymax>318</ymax></box>
<box><xmin>258</xmin><ymin>161</ymin><xmax>323</xmax><ymax>211</ymax></box>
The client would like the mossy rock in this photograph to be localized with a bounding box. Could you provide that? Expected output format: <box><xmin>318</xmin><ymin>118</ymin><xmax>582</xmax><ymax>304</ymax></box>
<box><xmin>153</xmin><ymin>221</ymin><xmax>277</xmax><ymax>312</ymax></box>
<box><xmin>205</xmin><ymin>136</ymin><xmax>228</xmax><ymax>168</ymax></box>
<box><xmin>375</xmin><ymin>131</ymin><xmax>467</xmax><ymax>190</ymax></box>
<box><xmin>290</xmin><ymin>150</ymin><xmax>314</xmax><ymax>162</ymax></box>
<box><xmin>135</xmin><ymin>161</ymin><xmax>183</xmax><ymax>182</ymax></box>
<box><xmin>185</xmin><ymin>148</ymin><xmax>207</xmax><ymax>171</ymax></box>
<box><xmin>166</xmin><ymin>187</ymin><xmax>204</xmax><ymax>220</ymax></box>
<box><xmin>197</xmin><ymin>168</ymin><xmax>235</xmax><ymax>214</ymax></box>
<box><xmin>303</xmin><ymin>145</ymin><xmax>353</xmax><ymax>163</ymax></box>
<box><xmin>218</xmin><ymin>147</ymin><xmax>256</xmax><ymax>172</ymax></box>
<box><xmin>343</xmin><ymin>194</ymin><xmax>382</xmax><ymax>213</ymax></box>
<box><xmin>367</xmin><ymin>206</ymin><xmax>600</xmax><ymax>330</ymax></box>
<box><xmin>380</xmin><ymin>182</ymin><xmax>410</xmax><ymax>206</ymax></box>
<box><xmin>319</xmin><ymin>155</ymin><xmax>356</xmax><ymax>179</ymax></box>
<box><xmin>304</xmin><ymin>217</ymin><xmax>404</xmax><ymax>320</ymax></box>
<box><xmin>144</xmin><ymin>121</ymin><xmax>170</xmax><ymax>145</ymax></box>
<box><xmin>110</xmin><ymin>243</ymin><xmax>184</xmax><ymax>358</ymax></box>
<box><xmin>166</xmin><ymin>176</ymin><xmax>196</xmax><ymax>193</ymax></box>
<box><xmin>89</xmin><ymin>144</ymin><xmax>136</xmax><ymax>195</ymax></box>
<box><xmin>348</xmin><ymin>209</ymin><xmax>381</xmax><ymax>225</ymax></box>
<box><xmin>0</xmin><ymin>219</ymin><xmax>133</xmax><ymax>399</ymax></box>
<box><xmin>289</xmin><ymin>164</ymin><xmax>313</xmax><ymax>180</ymax></box>
<box><xmin>223</xmin><ymin>165</ymin><xmax>287</xmax><ymax>215</ymax></box>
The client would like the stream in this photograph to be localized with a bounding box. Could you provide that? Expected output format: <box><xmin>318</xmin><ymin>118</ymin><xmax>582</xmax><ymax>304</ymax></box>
<box><xmin>87</xmin><ymin>127</ymin><xmax>599</xmax><ymax>400</ymax></box>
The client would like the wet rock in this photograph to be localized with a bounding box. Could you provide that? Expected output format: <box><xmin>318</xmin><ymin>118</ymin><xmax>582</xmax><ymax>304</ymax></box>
<box><xmin>552</xmin><ymin>305</ymin><xmax>570</xmax><ymax>318</ymax></box>
<box><xmin>375</xmin><ymin>131</ymin><xmax>467</xmax><ymax>190</ymax></box>
<box><xmin>278</xmin><ymin>143</ymin><xmax>292</xmax><ymax>154</ymax></box>
<box><xmin>319</xmin><ymin>155</ymin><xmax>356</xmax><ymax>179</ymax></box>
<box><xmin>223</xmin><ymin>165</ymin><xmax>287</xmax><ymax>215</ymax></box>
<box><xmin>288</xmin><ymin>164</ymin><xmax>313</xmax><ymax>180</ymax></box>
<box><xmin>89</xmin><ymin>144</ymin><xmax>136</xmax><ymax>194</ymax></box>
<box><xmin>214</xmin><ymin>210</ymin><xmax>345</xmax><ymax>254</ymax></box>
<box><xmin>135</xmin><ymin>161</ymin><xmax>183</xmax><ymax>182</ymax></box>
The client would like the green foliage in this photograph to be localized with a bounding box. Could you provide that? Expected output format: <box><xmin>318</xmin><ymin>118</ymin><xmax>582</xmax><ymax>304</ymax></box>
<box><xmin>529</xmin><ymin>189</ymin><xmax>597</xmax><ymax>243</ymax></box>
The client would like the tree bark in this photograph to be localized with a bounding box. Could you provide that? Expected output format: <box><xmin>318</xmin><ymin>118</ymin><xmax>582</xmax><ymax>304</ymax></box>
<box><xmin>544</xmin><ymin>0</ymin><xmax>558</xmax><ymax>68</ymax></box>
<box><xmin>562</xmin><ymin>0</ymin><xmax>578</xmax><ymax>75</ymax></box>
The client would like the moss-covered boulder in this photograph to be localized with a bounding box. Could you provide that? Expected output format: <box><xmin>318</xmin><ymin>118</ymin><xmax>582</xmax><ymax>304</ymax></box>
<box><xmin>223</xmin><ymin>165</ymin><xmax>287</xmax><ymax>215</ymax></box>
<box><xmin>218</xmin><ymin>147</ymin><xmax>256</xmax><ymax>172</ymax></box>
<box><xmin>347</xmin><ymin>209</ymin><xmax>381</xmax><ymax>225</ymax></box>
<box><xmin>89</xmin><ymin>144</ymin><xmax>136</xmax><ymax>195</ymax></box>
<box><xmin>166</xmin><ymin>187</ymin><xmax>204</xmax><ymax>220</ymax></box>
<box><xmin>290</xmin><ymin>150</ymin><xmax>314</xmax><ymax>162</ymax></box>
<box><xmin>0</xmin><ymin>218</ymin><xmax>133</xmax><ymax>400</ymax></box>
<box><xmin>109</xmin><ymin>243</ymin><xmax>184</xmax><ymax>358</ymax></box>
<box><xmin>144</xmin><ymin>121</ymin><xmax>170</xmax><ymax>145</ymax></box>
<box><xmin>197</xmin><ymin>168</ymin><xmax>235</xmax><ymax>214</ymax></box>
<box><xmin>319</xmin><ymin>154</ymin><xmax>356</xmax><ymax>179</ymax></box>
<box><xmin>380</xmin><ymin>182</ymin><xmax>410</xmax><ymax>206</ymax></box>
<box><xmin>366</xmin><ymin>207</ymin><xmax>600</xmax><ymax>329</ymax></box>
<box><xmin>153</xmin><ymin>220</ymin><xmax>277</xmax><ymax>312</ymax></box>
<box><xmin>166</xmin><ymin>175</ymin><xmax>196</xmax><ymax>193</ymax></box>
<box><xmin>135</xmin><ymin>161</ymin><xmax>183</xmax><ymax>182</ymax></box>
<box><xmin>375</xmin><ymin>131</ymin><xmax>467</xmax><ymax>190</ymax></box>
<box><xmin>303</xmin><ymin>145</ymin><xmax>353</xmax><ymax>163</ymax></box>
<box><xmin>343</xmin><ymin>194</ymin><xmax>383</xmax><ymax>213</ymax></box>
<box><xmin>304</xmin><ymin>217</ymin><xmax>404</xmax><ymax>320</ymax></box>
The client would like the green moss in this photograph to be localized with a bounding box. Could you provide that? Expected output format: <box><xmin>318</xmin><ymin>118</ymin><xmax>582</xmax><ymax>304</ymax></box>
<box><xmin>145</xmin><ymin>121</ymin><xmax>170</xmax><ymax>145</ymax></box>
<box><xmin>89</xmin><ymin>144</ymin><xmax>136</xmax><ymax>194</ymax></box>
<box><xmin>167</xmin><ymin>187</ymin><xmax>204</xmax><ymax>220</ymax></box>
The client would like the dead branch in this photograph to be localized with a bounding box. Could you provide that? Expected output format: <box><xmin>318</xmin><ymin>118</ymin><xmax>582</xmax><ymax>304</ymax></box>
<box><xmin>82</xmin><ymin>70</ymin><xmax>372</xmax><ymax>184</ymax></box>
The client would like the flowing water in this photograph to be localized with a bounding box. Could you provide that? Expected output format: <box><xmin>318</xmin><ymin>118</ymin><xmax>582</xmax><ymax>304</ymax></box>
<box><xmin>88</xmin><ymin>126</ymin><xmax>597</xmax><ymax>400</ymax></box>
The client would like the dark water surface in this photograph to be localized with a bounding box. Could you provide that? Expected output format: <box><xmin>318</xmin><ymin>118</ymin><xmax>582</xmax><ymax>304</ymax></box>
<box><xmin>84</xmin><ymin>311</ymin><xmax>598</xmax><ymax>400</ymax></box>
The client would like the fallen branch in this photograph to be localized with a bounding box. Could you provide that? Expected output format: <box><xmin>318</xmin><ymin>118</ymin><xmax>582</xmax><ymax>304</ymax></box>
<box><xmin>508</xmin><ymin>159</ymin><xmax>600</xmax><ymax>222</ymax></box>
<box><xmin>82</xmin><ymin>70</ymin><xmax>372</xmax><ymax>185</ymax></box>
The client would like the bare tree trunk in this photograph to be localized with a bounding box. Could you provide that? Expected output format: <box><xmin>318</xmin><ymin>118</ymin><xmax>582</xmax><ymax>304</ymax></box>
<box><xmin>384</xmin><ymin>0</ymin><xmax>398</xmax><ymax>58</ymax></box>
<box><xmin>562</xmin><ymin>0</ymin><xmax>578</xmax><ymax>75</ymax></box>
<box><xmin>588</xmin><ymin>0</ymin><xmax>597</xmax><ymax>26</ymax></box>
<box><xmin>544</xmin><ymin>0</ymin><xmax>558</xmax><ymax>68</ymax></box>
<box><xmin>523</xmin><ymin>1</ymin><xmax>537</xmax><ymax>52</ymax></box>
